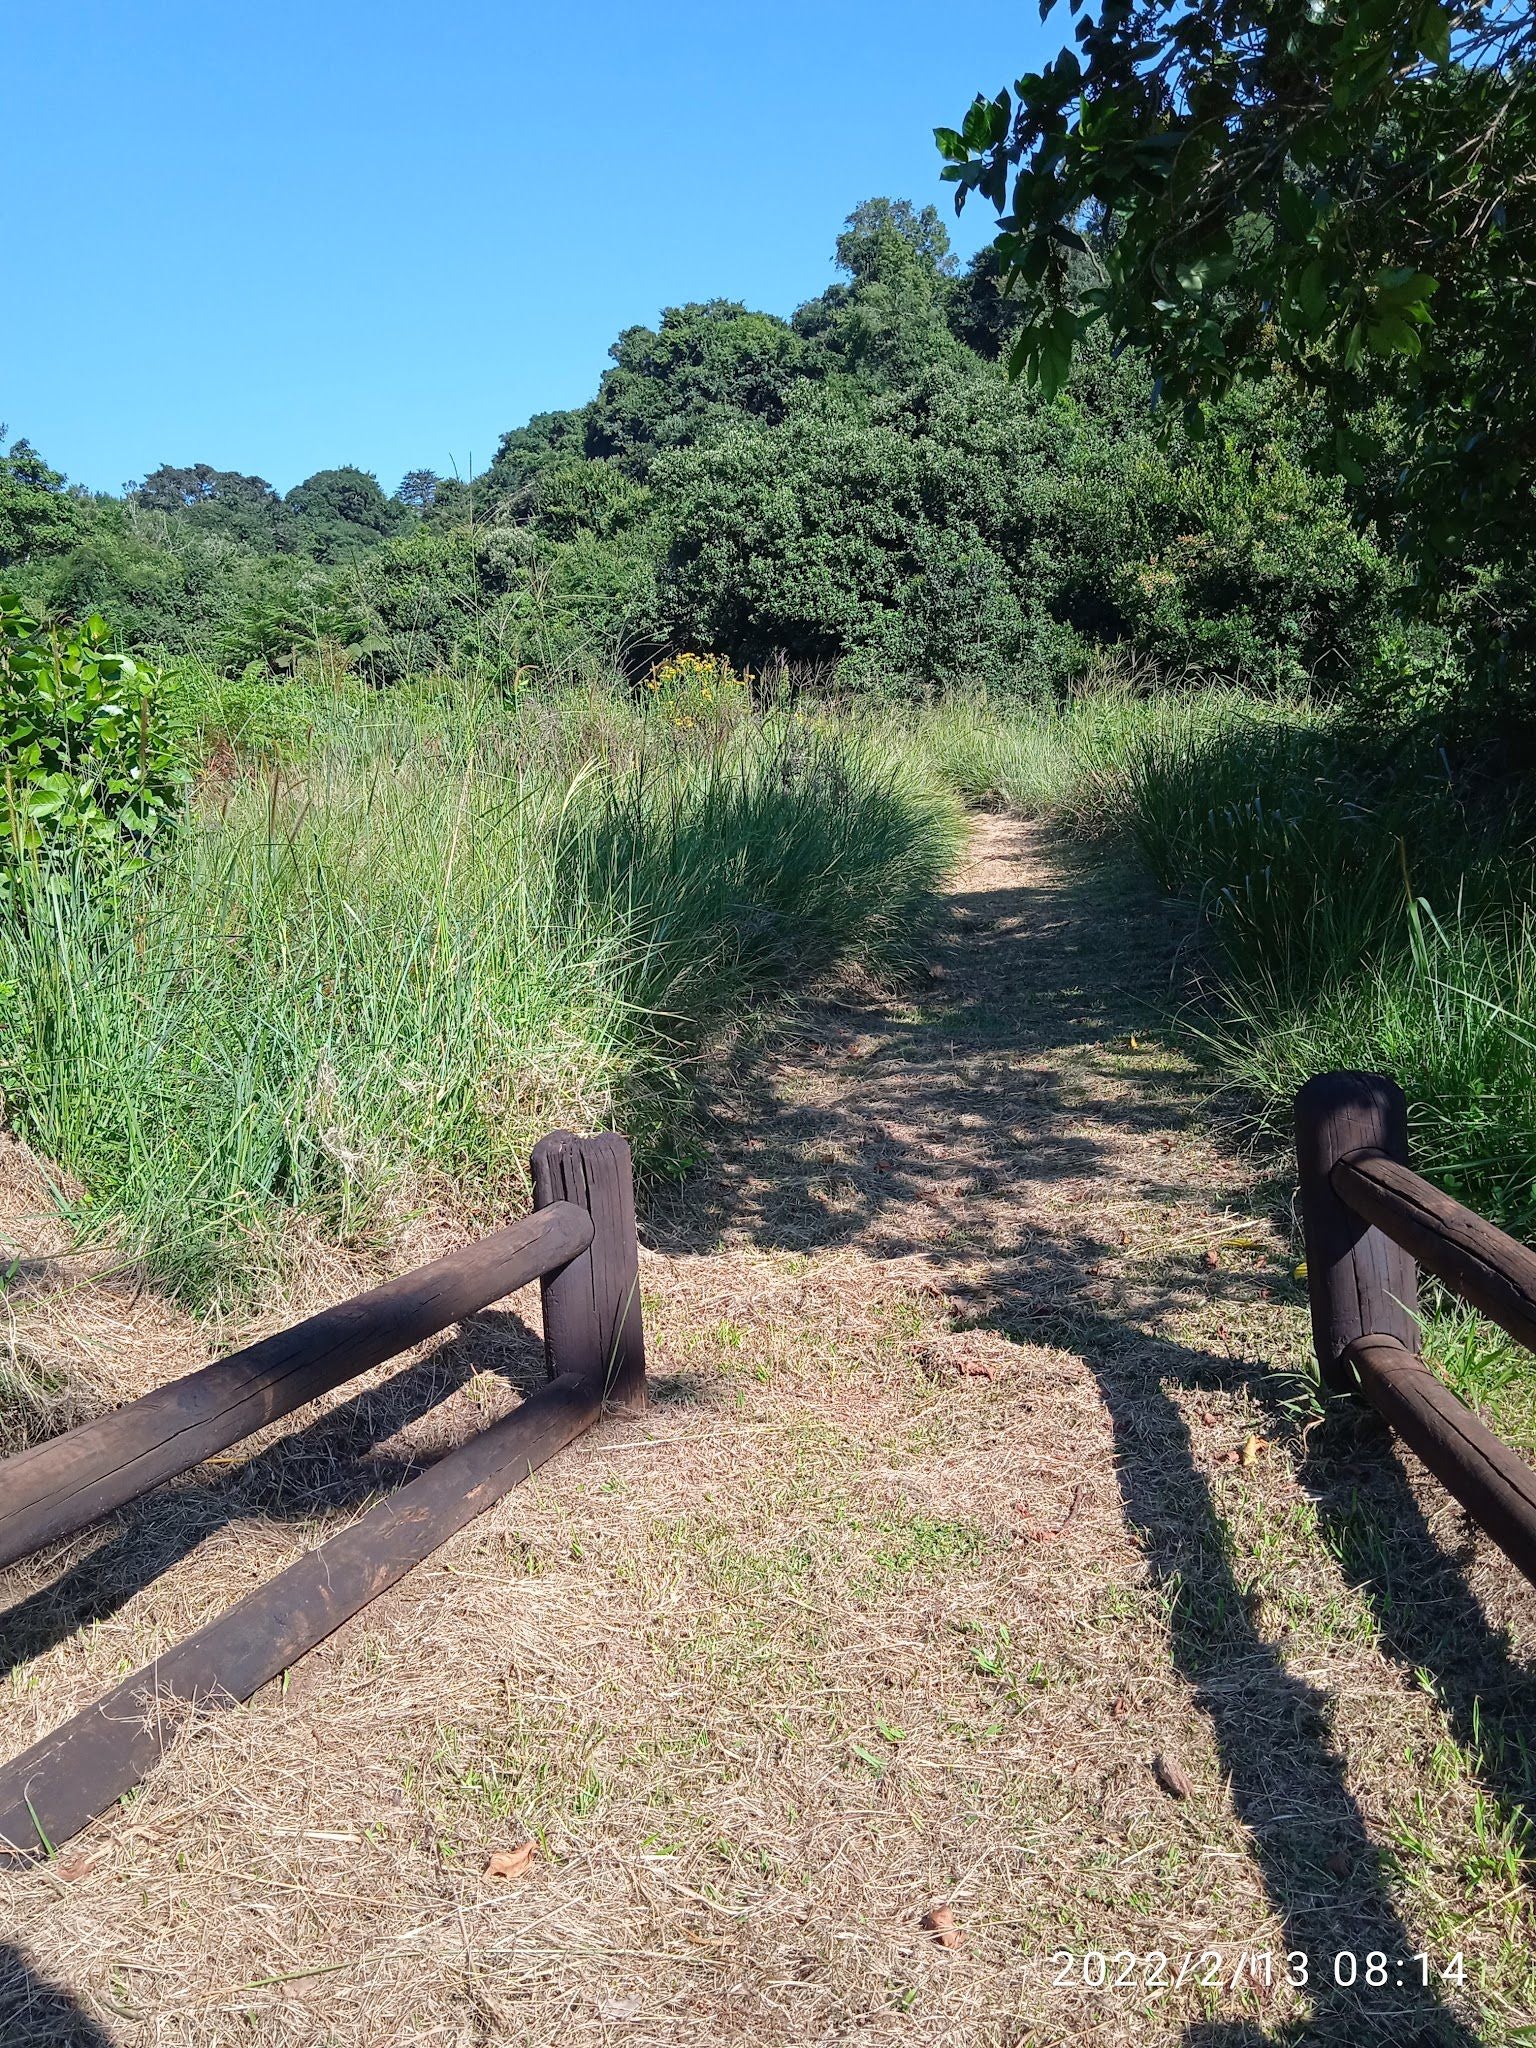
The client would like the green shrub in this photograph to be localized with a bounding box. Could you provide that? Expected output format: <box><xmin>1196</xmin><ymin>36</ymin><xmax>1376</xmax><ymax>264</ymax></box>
<box><xmin>0</xmin><ymin>592</ymin><xmax>186</xmax><ymax>869</ymax></box>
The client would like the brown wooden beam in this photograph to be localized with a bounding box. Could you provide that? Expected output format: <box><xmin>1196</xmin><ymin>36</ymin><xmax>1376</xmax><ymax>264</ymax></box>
<box><xmin>0</xmin><ymin>1370</ymin><xmax>604</xmax><ymax>1861</ymax></box>
<box><xmin>1332</xmin><ymin>1149</ymin><xmax>1536</xmax><ymax>1358</ymax></box>
<box><xmin>0</xmin><ymin>1203</ymin><xmax>594</xmax><ymax>1573</ymax></box>
<box><xmin>1348</xmin><ymin>1333</ymin><xmax>1536</xmax><ymax>1589</ymax></box>
<box><xmin>1293</xmin><ymin>1071</ymin><xmax>1421</xmax><ymax>1392</ymax></box>
<box><xmin>531</xmin><ymin>1131</ymin><xmax>645</xmax><ymax>1411</ymax></box>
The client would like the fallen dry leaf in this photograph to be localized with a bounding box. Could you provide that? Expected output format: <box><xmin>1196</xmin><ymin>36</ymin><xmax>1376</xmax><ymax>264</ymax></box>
<box><xmin>1241</xmin><ymin>1433</ymin><xmax>1268</xmax><ymax>1469</ymax></box>
<box><xmin>55</xmin><ymin>1852</ymin><xmax>103</xmax><ymax>1882</ymax></box>
<box><xmin>921</xmin><ymin>1904</ymin><xmax>964</xmax><ymax>1949</ymax></box>
<box><xmin>1111</xmin><ymin>1696</ymin><xmax>1131</xmax><ymax>1722</ymax></box>
<box><xmin>484</xmin><ymin>1842</ymin><xmax>538</xmax><ymax>1882</ymax></box>
<box><xmin>1152</xmin><ymin>1752</ymin><xmax>1195</xmax><ymax>1801</ymax></box>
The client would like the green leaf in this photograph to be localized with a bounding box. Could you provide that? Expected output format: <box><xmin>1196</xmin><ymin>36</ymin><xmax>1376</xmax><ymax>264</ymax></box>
<box><xmin>961</xmin><ymin>92</ymin><xmax>1010</xmax><ymax>152</ymax></box>
<box><xmin>1418</xmin><ymin>2</ymin><xmax>1450</xmax><ymax>65</ymax></box>
<box><xmin>1375</xmin><ymin>268</ymin><xmax>1438</xmax><ymax>309</ymax></box>
<box><xmin>1297</xmin><ymin>259</ymin><xmax>1330</xmax><ymax>333</ymax></box>
<box><xmin>1366</xmin><ymin>311</ymin><xmax>1423</xmax><ymax>357</ymax></box>
<box><xmin>1277</xmin><ymin>181</ymin><xmax>1312</xmax><ymax>243</ymax></box>
<box><xmin>1175</xmin><ymin>250</ymin><xmax>1237</xmax><ymax>293</ymax></box>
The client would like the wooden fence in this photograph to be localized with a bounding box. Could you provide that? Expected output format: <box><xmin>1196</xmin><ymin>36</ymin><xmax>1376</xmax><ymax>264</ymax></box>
<box><xmin>1296</xmin><ymin>1071</ymin><xmax>1536</xmax><ymax>1586</ymax></box>
<box><xmin>0</xmin><ymin>1130</ymin><xmax>644</xmax><ymax>1863</ymax></box>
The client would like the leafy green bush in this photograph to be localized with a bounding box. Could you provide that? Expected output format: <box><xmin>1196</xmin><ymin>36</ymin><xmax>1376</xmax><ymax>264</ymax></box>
<box><xmin>653</xmin><ymin>368</ymin><xmax>1400</xmax><ymax>699</ymax></box>
<box><xmin>640</xmin><ymin>649</ymin><xmax>753</xmax><ymax>736</ymax></box>
<box><xmin>0</xmin><ymin>436</ymin><xmax>83</xmax><ymax>565</ymax></box>
<box><xmin>0</xmin><ymin>592</ymin><xmax>186</xmax><ymax>867</ymax></box>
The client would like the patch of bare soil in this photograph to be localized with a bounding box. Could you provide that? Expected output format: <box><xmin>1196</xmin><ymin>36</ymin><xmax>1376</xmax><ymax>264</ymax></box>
<box><xmin>3</xmin><ymin>816</ymin><xmax>1533</xmax><ymax>2046</ymax></box>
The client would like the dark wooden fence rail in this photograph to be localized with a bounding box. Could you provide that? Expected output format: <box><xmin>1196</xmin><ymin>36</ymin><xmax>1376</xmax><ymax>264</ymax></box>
<box><xmin>0</xmin><ymin>1205</ymin><xmax>596</xmax><ymax>1574</ymax></box>
<box><xmin>1295</xmin><ymin>1071</ymin><xmax>1536</xmax><ymax>1588</ymax></box>
<box><xmin>0</xmin><ymin>1129</ymin><xmax>644</xmax><ymax>1863</ymax></box>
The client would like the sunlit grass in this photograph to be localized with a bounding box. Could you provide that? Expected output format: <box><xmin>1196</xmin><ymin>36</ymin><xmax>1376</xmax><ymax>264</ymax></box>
<box><xmin>917</xmin><ymin>685</ymin><xmax>1536</xmax><ymax>1243</ymax></box>
<box><xmin>0</xmin><ymin>693</ymin><xmax>960</xmax><ymax>1304</ymax></box>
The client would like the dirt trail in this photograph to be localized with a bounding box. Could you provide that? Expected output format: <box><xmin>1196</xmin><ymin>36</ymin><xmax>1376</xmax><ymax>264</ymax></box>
<box><xmin>3</xmin><ymin>816</ymin><xmax>1534</xmax><ymax>2046</ymax></box>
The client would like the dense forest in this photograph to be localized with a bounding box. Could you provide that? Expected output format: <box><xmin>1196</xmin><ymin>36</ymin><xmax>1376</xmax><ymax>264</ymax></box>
<box><xmin>1</xmin><ymin>197</ymin><xmax>1446</xmax><ymax>720</ymax></box>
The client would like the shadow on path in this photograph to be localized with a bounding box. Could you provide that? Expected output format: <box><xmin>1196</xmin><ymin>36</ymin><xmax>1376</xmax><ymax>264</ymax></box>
<box><xmin>0</xmin><ymin>1941</ymin><xmax>117</xmax><ymax>2046</ymax></box>
<box><xmin>668</xmin><ymin>816</ymin><xmax>1529</xmax><ymax>2045</ymax></box>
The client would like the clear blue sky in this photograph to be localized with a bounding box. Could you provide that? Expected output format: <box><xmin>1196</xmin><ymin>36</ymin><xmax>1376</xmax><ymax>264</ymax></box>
<box><xmin>7</xmin><ymin>2</ymin><xmax>1050</xmax><ymax>498</ymax></box>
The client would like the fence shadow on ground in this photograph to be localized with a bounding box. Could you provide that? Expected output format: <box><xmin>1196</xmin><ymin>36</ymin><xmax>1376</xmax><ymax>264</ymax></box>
<box><xmin>0</xmin><ymin>1303</ymin><xmax>551</xmax><ymax>1685</ymax></box>
<box><xmin>0</xmin><ymin>1941</ymin><xmax>117</xmax><ymax>2047</ymax></box>
<box><xmin>665</xmin><ymin>822</ymin><xmax>1526</xmax><ymax>2046</ymax></box>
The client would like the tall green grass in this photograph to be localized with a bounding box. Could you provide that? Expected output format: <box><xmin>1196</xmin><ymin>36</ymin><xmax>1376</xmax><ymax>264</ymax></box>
<box><xmin>1111</xmin><ymin>708</ymin><xmax>1536</xmax><ymax>1227</ymax></box>
<box><xmin>892</xmin><ymin>686</ymin><xmax>1272</xmax><ymax>832</ymax></box>
<box><xmin>0</xmin><ymin>700</ymin><xmax>960</xmax><ymax>1304</ymax></box>
<box><xmin>1214</xmin><ymin>899</ymin><xmax>1536</xmax><ymax>1234</ymax></box>
<box><xmin>975</xmin><ymin>690</ymin><xmax>1536</xmax><ymax>1239</ymax></box>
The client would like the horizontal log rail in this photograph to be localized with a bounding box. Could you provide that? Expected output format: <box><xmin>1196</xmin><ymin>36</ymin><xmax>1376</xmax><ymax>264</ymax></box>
<box><xmin>0</xmin><ymin>1202</ymin><xmax>596</xmax><ymax>1573</ymax></box>
<box><xmin>1346</xmin><ymin>1335</ymin><xmax>1536</xmax><ymax>1576</ymax></box>
<box><xmin>1295</xmin><ymin>1072</ymin><xmax>1536</xmax><ymax>1589</ymax></box>
<box><xmin>0</xmin><ymin>1371</ymin><xmax>603</xmax><ymax>1860</ymax></box>
<box><xmin>1330</xmin><ymin>1150</ymin><xmax>1536</xmax><ymax>1357</ymax></box>
<box><xmin>0</xmin><ymin>1128</ymin><xmax>646</xmax><ymax>1862</ymax></box>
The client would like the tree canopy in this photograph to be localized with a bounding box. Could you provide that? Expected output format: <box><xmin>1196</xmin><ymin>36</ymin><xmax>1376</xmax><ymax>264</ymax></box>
<box><xmin>283</xmin><ymin>467</ymin><xmax>412</xmax><ymax>560</ymax></box>
<box><xmin>937</xmin><ymin>0</ymin><xmax>1536</xmax><ymax>692</ymax></box>
<box><xmin>0</xmin><ymin>193</ymin><xmax>1468</xmax><ymax>723</ymax></box>
<box><xmin>0</xmin><ymin>431</ymin><xmax>83</xmax><ymax>563</ymax></box>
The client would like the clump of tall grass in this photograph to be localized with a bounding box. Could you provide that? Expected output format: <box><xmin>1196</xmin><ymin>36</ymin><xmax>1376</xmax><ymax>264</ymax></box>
<box><xmin>1214</xmin><ymin>902</ymin><xmax>1536</xmax><ymax>1235</ymax></box>
<box><xmin>895</xmin><ymin>684</ymin><xmax>1269</xmax><ymax>830</ymax></box>
<box><xmin>0</xmin><ymin>706</ymin><xmax>959</xmax><ymax>1305</ymax></box>
<box><xmin>1095</xmin><ymin>703</ymin><xmax>1536</xmax><ymax>1233</ymax></box>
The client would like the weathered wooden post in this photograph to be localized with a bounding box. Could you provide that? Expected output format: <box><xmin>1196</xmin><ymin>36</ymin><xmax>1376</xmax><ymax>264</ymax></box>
<box><xmin>530</xmin><ymin>1131</ymin><xmax>646</xmax><ymax>1411</ymax></box>
<box><xmin>1294</xmin><ymin>1070</ymin><xmax>1420</xmax><ymax>1392</ymax></box>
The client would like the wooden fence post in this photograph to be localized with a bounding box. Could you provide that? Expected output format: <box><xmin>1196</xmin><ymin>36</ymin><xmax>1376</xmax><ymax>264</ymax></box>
<box><xmin>1294</xmin><ymin>1070</ymin><xmax>1420</xmax><ymax>1392</ymax></box>
<box><xmin>530</xmin><ymin>1131</ymin><xmax>646</xmax><ymax>1411</ymax></box>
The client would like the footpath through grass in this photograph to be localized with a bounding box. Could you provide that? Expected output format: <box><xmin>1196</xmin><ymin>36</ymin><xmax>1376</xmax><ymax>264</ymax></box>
<box><xmin>5</xmin><ymin>810</ymin><xmax>1531</xmax><ymax>2046</ymax></box>
<box><xmin>900</xmin><ymin>685</ymin><xmax>1536</xmax><ymax>1449</ymax></box>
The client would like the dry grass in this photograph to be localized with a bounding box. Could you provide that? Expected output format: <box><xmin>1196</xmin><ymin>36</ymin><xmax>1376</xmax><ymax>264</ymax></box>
<box><xmin>2</xmin><ymin>817</ymin><xmax>1534</xmax><ymax>2045</ymax></box>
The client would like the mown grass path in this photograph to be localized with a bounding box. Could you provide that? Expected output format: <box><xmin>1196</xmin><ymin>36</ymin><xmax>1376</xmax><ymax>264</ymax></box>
<box><xmin>3</xmin><ymin>816</ymin><xmax>1533</xmax><ymax>2045</ymax></box>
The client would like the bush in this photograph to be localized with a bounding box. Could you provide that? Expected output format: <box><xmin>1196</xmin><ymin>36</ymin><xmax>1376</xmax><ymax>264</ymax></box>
<box><xmin>641</xmin><ymin>650</ymin><xmax>752</xmax><ymax>735</ymax></box>
<box><xmin>0</xmin><ymin>592</ymin><xmax>186</xmax><ymax>870</ymax></box>
<box><xmin>652</xmin><ymin>370</ymin><xmax>1401</xmax><ymax>700</ymax></box>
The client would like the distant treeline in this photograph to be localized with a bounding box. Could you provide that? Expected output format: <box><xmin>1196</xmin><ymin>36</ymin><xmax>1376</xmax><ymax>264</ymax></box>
<box><xmin>0</xmin><ymin>198</ymin><xmax>1460</xmax><ymax>720</ymax></box>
